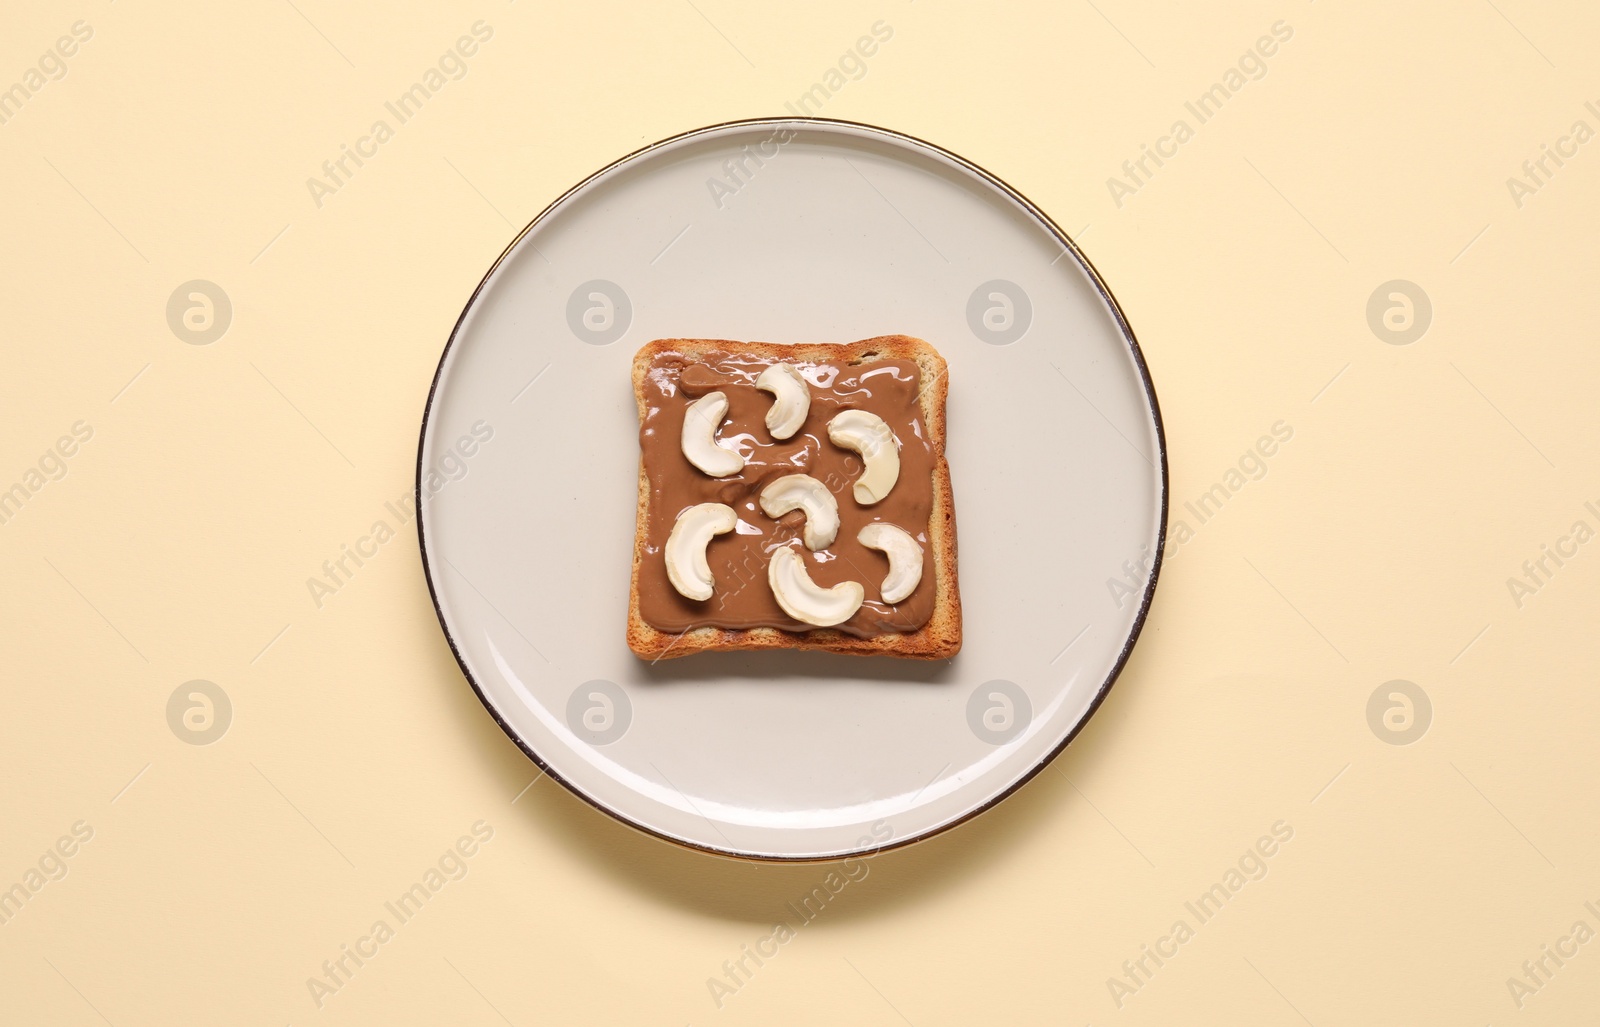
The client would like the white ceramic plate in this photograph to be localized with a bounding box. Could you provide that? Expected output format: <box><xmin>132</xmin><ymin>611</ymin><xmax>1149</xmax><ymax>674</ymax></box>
<box><xmin>418</xmin><ymin>119</ymin><xmax>1166</xmax><ymax>861</ymax></box>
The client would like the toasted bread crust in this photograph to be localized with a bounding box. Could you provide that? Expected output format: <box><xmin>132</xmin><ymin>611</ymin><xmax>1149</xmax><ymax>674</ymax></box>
<box><xmin>627</xmin><ymin>335</ymin><xmax>961</xmax><ymax>660</ymax></box>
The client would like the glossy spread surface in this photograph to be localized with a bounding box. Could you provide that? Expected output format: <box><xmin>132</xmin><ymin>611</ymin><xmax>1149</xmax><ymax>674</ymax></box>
<box><xmin>638</xmin><ymin>349</ymin><xmax>936</xmax><ymax>637</ymax></box>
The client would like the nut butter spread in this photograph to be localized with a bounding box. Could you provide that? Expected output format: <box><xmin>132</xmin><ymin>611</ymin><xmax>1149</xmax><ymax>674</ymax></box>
<box><xmin>638</xmin><ymin>349</ymin><xmax>936</xmax><ymax>637</ymax></box>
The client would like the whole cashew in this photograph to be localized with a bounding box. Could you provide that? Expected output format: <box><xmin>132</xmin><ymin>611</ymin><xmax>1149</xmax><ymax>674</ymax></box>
<box><xmin>767</xmin><ymin>546</ymin><xmax>864</xmax><ymax>627</ymax></box>
<box><xmin>665</xmin><ymin>503</ymin><xmax>737</xmax><ymax>601</ymax></box>
<box><xmin>827</xmin><ymin>409</ymin><xmax>899</xmax><ymax>504</ymax></box>
<box><xmin>758</xmin><ymin>474</ymin><xmax>840</xmax><ymax>551</ymax></box>
<box><xmin>756</xmin><ymin>362</ymin><xmax>811</xmax><ymax>440</ymax></box>
<box><xmin>681</xmin><ymin>391</ymin><xmax>745</xmax><ymax>477</ymax></box>
<box><xmin>857</xmin><ymin>522</ymin><xmax>923</xmax><ymax>603</ymax></box>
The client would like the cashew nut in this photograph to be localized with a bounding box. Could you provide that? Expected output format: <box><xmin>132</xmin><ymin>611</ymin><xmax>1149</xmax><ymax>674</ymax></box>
<box><xmin>767</xmin><ymin>546</ymin><xmax>864</xmax><ymax>627</ymax></box>
<box><xmin>665</xmin><ymin>503</ymin><xmax>737</xmax><ymax>601</ymax></box>
<box><xmin>858</xmin><ymin>522</ymin><xmax>924</xmax><ymax>604</ymax></box>
<box><xmin>681</xmin><ymin>391</ymin><xmax>745</xmax><ymax>477</ymax></box>
<box><xmin>755</xmin><ymin>362</ymin><xmax>810</xmax><ymax>440</ymax></box>
<box><xmin>758</xmin><ymin>474</ymin><xmax>839</xmax><ymax>551</ymax></box>
<box><xmin>827</xmin><ymin>409</ymin><xmax>899</xmax><ymax>504</ymax></box>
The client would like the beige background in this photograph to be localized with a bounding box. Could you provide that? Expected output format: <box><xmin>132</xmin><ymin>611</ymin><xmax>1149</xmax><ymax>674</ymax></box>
<box><xmin>3</xmin><ymin>0</ymin><xmax>1597</xmax><ymax>1022</ymax></box>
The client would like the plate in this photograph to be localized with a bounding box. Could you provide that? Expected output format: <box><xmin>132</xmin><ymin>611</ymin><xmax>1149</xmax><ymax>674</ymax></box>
<box><xmin>418</xmin><ymin>118</ymin><xmax>1166</xmax><ymax>861</ymax></box>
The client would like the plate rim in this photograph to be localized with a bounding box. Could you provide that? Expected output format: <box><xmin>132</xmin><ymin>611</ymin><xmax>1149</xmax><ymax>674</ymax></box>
<box><xmin>414</xmin><ymin>115</ymin><xmax>1170</xmax><ymax>863</ymax></box>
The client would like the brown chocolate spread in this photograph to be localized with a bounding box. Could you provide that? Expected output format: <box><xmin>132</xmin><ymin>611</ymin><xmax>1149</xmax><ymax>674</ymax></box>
<box><xmin>637</xmin><ymin>349</ymin><xmax>936</xmax><ymax>638</ymax></box>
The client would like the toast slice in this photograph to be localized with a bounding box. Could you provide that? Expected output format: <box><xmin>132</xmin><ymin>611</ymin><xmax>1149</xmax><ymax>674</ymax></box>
<box><xmin>627</xmin><ymin>335</ymin><xmax>960</xmax><ymax>660</ymax></box>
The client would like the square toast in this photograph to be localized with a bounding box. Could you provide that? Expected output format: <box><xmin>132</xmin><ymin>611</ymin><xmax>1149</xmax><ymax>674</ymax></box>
<box><xmin>627</xmin><ymin>335</ymin><xmax>960</xmax><ymax>660</ymax></box>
